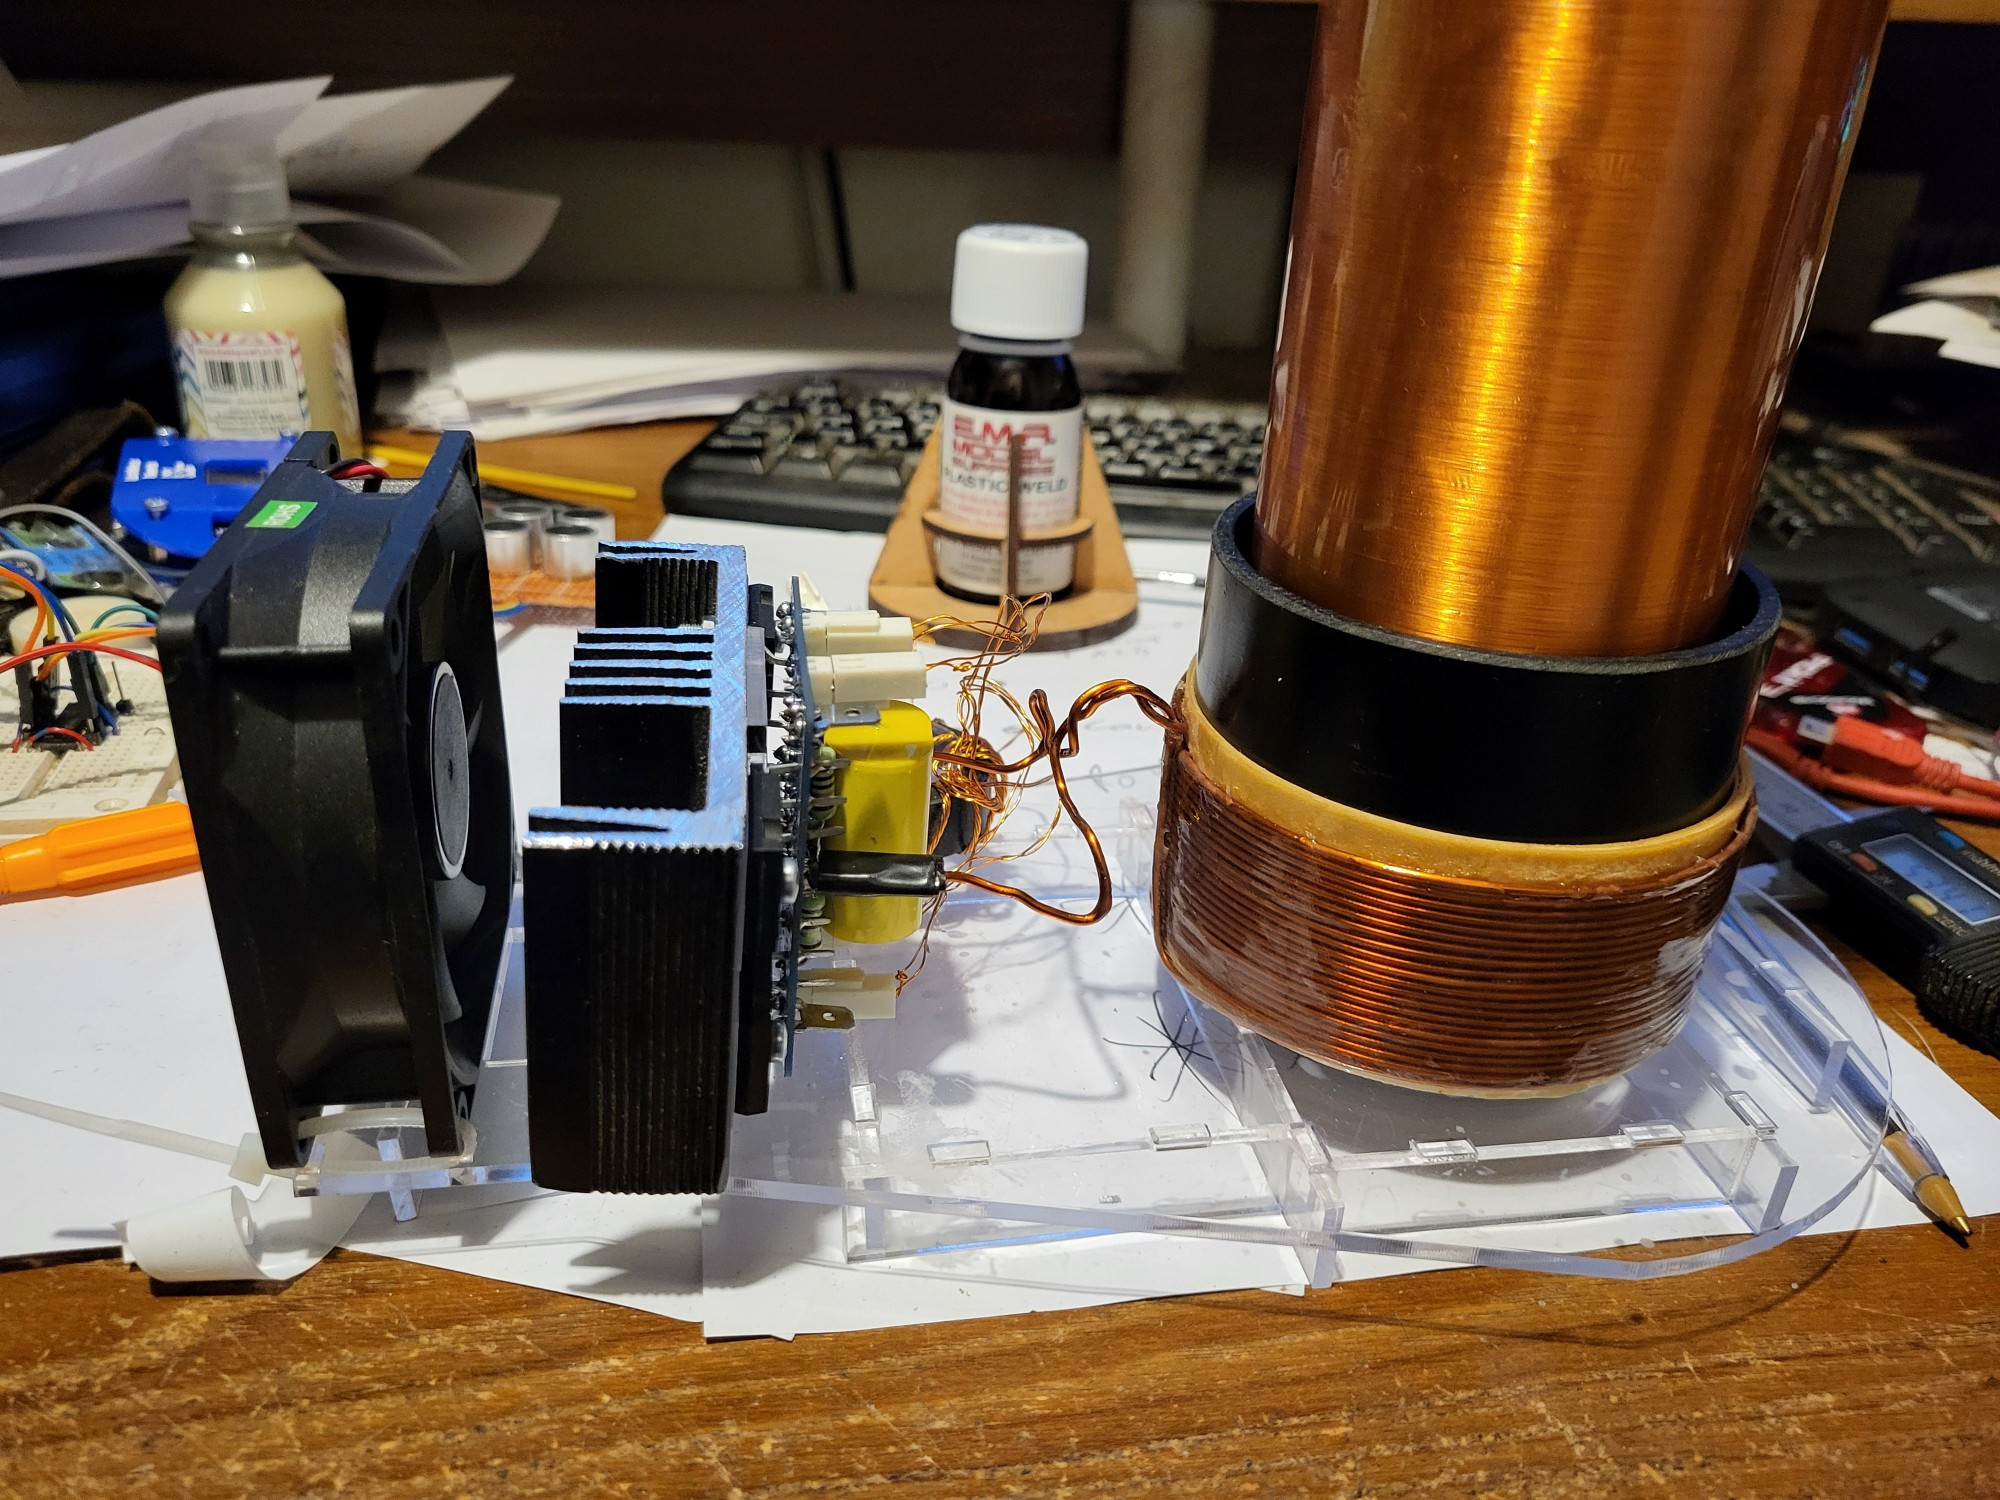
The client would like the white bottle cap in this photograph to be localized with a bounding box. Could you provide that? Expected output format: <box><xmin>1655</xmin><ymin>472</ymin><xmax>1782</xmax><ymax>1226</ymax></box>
<box><xmin>189</xmin><ymin>140</ymin><xmax>292</xmax><ymax>229</ymax></box>
<box><xmin>949</xmin><ymin>224</ymin><xmax>1088</xmax><ymax>342</ymax></box>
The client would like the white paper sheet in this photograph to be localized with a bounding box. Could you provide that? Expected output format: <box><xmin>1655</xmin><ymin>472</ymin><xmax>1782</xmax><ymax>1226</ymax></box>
<box><xmin>298</xmin><ymin>177</ymin><xmax>560</xmax><ymax>286</ymax></box>
<box><xmin>377</xmin><ymin>286</ymin><xmax>1165</xmax><ymax>439</ymax></box>
<box><xmin>0</xmin><ymin>76</ymin><xmax>548</xmax><ymax>283</ymax></box>
<box><xmin>700</xmin><ymin>1196</ymin><xmax>1303</xmax><ymax>1341</ymax></box>
<box><xmin>420</xmin><ymin>383</ymin><xmax>795</xmax><ymax>443</ymax></box>
<box><xmin>278</xmin><ymin>77</ymin><xmax>511</xmax><ymax>196</ymax></box>
<box><xmin>0</xmin><ymin>201</ymin><xmax>189</xmax><ymax>279</ymax></box>
<box><xmin>1871</xmin><ymin>298</ymin><xmax>2000</xmax><ymax>370</ymax></box>
<box><xmin>0</xmin><ymin>77</ymin><xmax>328</xmax><ymax>225</ymax></box>
<box><xmin>0</xmin><ymin>177</ymin><xmax>558</xmax><ymax>284</ymax></box>
<box><xmin>1906</xmin><ymin>264</ymin><xmax>2000</xmax><ymax>300</ymax></box>
<box><xmin>344</xmin><ymin>1185</ymin><xmax>708</xmax><ymax>1323</ymax></box>
<box><xmin>0</xmin><ymin>871</ymin><xmax>254</xmax><ymax>1260</ymax></box>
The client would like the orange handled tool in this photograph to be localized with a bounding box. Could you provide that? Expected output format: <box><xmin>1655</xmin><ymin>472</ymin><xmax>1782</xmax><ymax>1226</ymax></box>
<box><xmin>0</xmin><ymin>801</ymin><xmax>200</xmax><ymax>901</ymax></box>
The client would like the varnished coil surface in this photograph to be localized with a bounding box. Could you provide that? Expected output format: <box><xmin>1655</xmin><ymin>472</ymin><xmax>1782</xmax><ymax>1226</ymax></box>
<box><xmin>1153</xmin><ymin>722</ymin><xmax>1754</xmax><ymax>1094</ymax></box>
<box><xmin>1257</xmin><ymin>0</ymin><xmax>1888</xmax><ymax>658</ymax></box>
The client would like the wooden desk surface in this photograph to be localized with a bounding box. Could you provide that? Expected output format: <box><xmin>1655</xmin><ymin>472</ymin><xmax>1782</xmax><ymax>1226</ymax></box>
<box><xmin>3</xmin><ymin>426</ymin><xmax>1997</xmax><ymax>1497</ymax></box>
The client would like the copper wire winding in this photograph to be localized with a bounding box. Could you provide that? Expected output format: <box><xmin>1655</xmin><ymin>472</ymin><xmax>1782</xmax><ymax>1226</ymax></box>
<box><xmin>1153</xmin><ymin>721</ymin><xmax>1754</xmax><ymax>1093</ymax></box>
<box><xmin>1143</xmin><ymin>0</ymin><xmax>1882</xmax><ymax>1089</ymax></box>
<box><xmin>1256</xmin><ymin>0</ymin><xmax>1889</xmax><ymax>658</ymax></box>
<box><xmin>898</xmin><ymin>610</ymin><xmax>1746</xmax><ymax>1094</ymax></box>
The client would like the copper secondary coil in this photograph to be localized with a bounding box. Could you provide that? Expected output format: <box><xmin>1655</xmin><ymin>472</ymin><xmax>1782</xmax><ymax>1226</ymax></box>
<box><xmin>1257</xmin><ymin>0</ymin><xmax>1889</xmax><ymax>658</ymax></box>
<box><xmin>1156</xmin><ymin>707</ymin><xmax>1754</xmax><ymax>1094</ymax></box>
<box><xmin>1158</xmin><ymin>0</ymin><xmax>1877</xmax><ymax>1094</ymax></box>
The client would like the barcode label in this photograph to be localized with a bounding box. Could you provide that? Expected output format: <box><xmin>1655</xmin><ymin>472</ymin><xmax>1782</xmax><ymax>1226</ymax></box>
<box><xmin>200</xmin><ymin>356</ymin><xmax>294</xmax><ymax>393</ymax></box>
<box><xmin>175</xmin><ymin>329</ymin><xmax>313</xmax><ymax>438</ymax></box>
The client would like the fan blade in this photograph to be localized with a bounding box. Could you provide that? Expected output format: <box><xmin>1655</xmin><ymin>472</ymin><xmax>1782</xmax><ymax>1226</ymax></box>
<box><xmin>433</xmin><ymin>870</ymin><xmax>488</xmax><ymax>953</ymax></box>
<box><xmin>432</xmin><ymin>944</ymin><xmax>465</xmax><ymax>1026</ymax></box>
<box><xmin>431</xmin><ymin>871</ymin><xmax>491</xmax><ymax>1027</ymax></box>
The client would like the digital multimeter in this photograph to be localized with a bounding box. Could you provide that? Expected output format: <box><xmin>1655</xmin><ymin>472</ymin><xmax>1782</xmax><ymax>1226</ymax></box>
<box><xmin>1792</xmin><ymin>807</ymin><xmax>2000</xmax><ymax>1048</ymax></box>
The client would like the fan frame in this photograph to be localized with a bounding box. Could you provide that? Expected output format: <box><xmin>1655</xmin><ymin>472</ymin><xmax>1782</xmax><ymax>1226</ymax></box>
<box><xmin>158</xmin><ymin>432</ymin><xmax>514</xmax><ymax>1167</ymax></box>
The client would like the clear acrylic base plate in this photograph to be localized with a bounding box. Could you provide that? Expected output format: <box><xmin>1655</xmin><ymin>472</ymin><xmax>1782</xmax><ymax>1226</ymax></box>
<box><xmin>302</xmin><ymin>832</ymin><xmax>1888</xmax><ymax>1286</ymax></box>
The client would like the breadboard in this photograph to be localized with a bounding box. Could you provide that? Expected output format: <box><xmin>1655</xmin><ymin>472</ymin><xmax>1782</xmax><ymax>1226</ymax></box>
<box><xmin>0</xmin><ymin>642</ymin><xmax>179</xmax><ymax>841</ymax></box>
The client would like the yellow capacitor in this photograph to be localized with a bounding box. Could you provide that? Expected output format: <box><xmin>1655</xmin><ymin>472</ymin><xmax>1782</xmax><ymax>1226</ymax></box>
<box><xmin>824</xmin><ymin>700</ymin><xmax>933</xmax><ymax>944</ymax></box>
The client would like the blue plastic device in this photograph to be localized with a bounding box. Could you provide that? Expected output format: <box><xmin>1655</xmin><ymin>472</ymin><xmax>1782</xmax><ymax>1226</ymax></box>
<box><xmin>109</xmin><ymin>433</ymin><xmax>298</xmax><ymax>565</ymax></box>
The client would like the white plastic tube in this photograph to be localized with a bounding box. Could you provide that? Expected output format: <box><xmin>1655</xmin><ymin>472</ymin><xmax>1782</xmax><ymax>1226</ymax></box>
<box><xmin>1112</xmin><ymin>0</ymin><xmax>1215</xmax><ymax>365</ymax></box>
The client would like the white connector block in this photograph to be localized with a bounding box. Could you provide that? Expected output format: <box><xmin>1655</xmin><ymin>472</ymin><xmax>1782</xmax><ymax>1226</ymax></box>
<box><xmin>802</xmin><ymin>609</ymin><xmax>915</xmax><ymax>656</ymax></box>
<box><xmin>806</xmin><ymin>650</ymin><xmax>929</xmax><ymax>705</ymax></box>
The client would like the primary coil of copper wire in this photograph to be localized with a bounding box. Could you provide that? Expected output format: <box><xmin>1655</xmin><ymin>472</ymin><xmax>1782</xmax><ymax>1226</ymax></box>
<box><xmin>1256</xmin><ymin>0</ymin><xmax>1889</xmax><ymax>658</ymax></box>
<box><xmin>1153</xmin><ymin>724</ymin><xmax>1754</xmax><ymax>1094</ymax></box>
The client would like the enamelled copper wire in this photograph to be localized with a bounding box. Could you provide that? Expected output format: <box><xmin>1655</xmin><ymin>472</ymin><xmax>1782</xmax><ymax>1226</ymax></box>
<box><xmin>897</xmin><ymin>594</ymin><xmax>1181</xmax><ymax>990</ymax></box>
<box><xmin>1154</xmin><ymin>722</ymin><xmax>1754</xmax><ymax>1093</ymax></box>
<box><xmin>938</xmin><ymin>678</ymin><xmax>1180</xmax><ymax>925</ymax></box>
<box><xmin>1255</xmin><ymin>0</ymin><xmax>1889</xmax><ymax>657</ymax></box>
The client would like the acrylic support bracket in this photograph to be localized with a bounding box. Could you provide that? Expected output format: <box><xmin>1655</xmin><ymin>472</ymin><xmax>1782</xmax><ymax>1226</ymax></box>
<box><xmin>292</xmin><ymin>858</ymin><xmax>1890</xmax><ymax>1285</ymax></box>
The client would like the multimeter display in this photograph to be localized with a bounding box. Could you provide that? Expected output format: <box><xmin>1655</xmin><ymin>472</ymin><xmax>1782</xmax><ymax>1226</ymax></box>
<box><xmin>1863</xmin><ymin>833</ymin><xmax>2000</xmax><ymax>925</ymax></box>
<box><xmin>1776</xmin><ymin>765</ymin><xmax>2000</xmax><ymax>1052</ymax></box>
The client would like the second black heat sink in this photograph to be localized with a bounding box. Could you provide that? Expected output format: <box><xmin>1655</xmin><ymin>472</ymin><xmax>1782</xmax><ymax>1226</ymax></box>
<box><xmin>523</xmin><ymin>540</ymin><xmax>783</xmax><ymax>1194</ymax></box>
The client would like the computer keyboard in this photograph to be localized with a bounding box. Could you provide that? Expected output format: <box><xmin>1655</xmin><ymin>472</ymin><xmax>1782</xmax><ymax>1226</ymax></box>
<box><xmin>661</xmin><ymin>377</ymin><xmax>2000</xmax><ymax>597</ymax></box>
<box><xmin>661</xmin><ymin>378</ymin><xmax>1265</xmax><ymax>540</ymax></box>
<box><xmin>1746</xmin><ymin>434</ymin><xmax>2000</xmax><ymax>601</ymax></box>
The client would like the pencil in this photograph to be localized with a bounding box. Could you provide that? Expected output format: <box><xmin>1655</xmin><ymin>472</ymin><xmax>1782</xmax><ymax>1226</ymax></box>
<box><xmin>366</xmin><ymin>444</ymin><xmax>638</xmax><ymax>502</ymax></box>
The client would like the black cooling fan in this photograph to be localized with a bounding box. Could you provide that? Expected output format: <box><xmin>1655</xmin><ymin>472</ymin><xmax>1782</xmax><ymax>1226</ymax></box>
<box><xmin>158</xmin><ymin>432</ymin><xmax>514</xmax><ymax>1168</ymax></box>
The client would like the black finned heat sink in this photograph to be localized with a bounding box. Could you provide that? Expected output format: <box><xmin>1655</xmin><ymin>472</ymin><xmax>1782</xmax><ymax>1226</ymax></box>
<box><xmin>527</xmin><ymin>842</ymin><xmax>743</xmax><ymax>1190</ymax></box>
<box><xmin>592</xmin><ymin>545</ymin><xmax>720</xmax><ymax>628</ymax></box>
<box><xmin>524</xmin><ymin>542</ymin><xmax>786</xmax><ymax>1193</ymax></box>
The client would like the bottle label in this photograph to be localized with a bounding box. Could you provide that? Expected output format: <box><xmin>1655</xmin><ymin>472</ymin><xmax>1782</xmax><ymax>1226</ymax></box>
<box><xmin>935</xmin><ymin>398</ymin><xmax>1083</xmax><ymax>597</ymax></box>
<box><xmin>174</xmin><ymin>329</ymin><xmax>315</xmax><ymax>438</ymax></box>
<box><xmin>331</xmin><ymin>326</ymin><xmax>359</xmax><ymax>440</ymax></box>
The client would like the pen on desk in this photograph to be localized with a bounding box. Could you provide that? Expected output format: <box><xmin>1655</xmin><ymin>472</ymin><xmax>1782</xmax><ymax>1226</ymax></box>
<box><xmin>1881</xmin><ymin>1108</ymin><xmax>1970</xmax><ymax>1239</ymax></box>
<box><xmin>1717</xmin><ymin>904</ymin><xmax>1971</xmax><ymax>1240</ymax></box>
<box><xmin>366</xmin><ymin>444</ymin><xmax>639</xmax><ymax>503</ymax></box>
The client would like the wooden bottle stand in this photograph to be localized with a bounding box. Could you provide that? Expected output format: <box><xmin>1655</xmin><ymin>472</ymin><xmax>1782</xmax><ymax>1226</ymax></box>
<box><xmin>866</xmin><ymin>432</ymin><xmax>1140</xmax><ymax>651</ymax></box>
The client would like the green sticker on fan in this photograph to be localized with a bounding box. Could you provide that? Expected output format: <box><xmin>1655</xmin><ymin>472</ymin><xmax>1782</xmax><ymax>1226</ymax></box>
<box><xmin>247</xmin><ymin>499</ymin><xmax>316</xmax><ymax>530</ymax></box>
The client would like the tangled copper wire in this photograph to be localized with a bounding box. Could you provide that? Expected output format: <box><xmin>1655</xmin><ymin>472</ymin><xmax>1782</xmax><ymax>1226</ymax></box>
<box><xmin>893</xmin><ymin>598</ymin><xmax>1180</xmax><ymax>989</ymax></box>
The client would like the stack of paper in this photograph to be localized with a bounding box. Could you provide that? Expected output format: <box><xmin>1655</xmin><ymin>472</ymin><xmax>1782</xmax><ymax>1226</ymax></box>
<box><xmin>1870</xmin><ymin>265</ymin><xmax>2000</xmax><ymax>370</ymax></box>
<box><xmin>0</xmin><ymin>73</ymin><xmax>556</xmax><ymax>283</ymax></box>
<box><xmin>376</xmin><ymin>284</ymin><xmax>1167</xmax><ymax>440</ymax></box>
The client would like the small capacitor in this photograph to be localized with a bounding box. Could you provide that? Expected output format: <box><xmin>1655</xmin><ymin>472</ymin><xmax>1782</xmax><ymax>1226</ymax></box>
<box><xmin>492</xmin><ymin>500</ymin><xmax>557</xmax><ymax>563</ymax></box>
<box><xmin>542</xmin><ymin>521</ymin><xmax>599</xmax><ymax>580</ymax></box>
<box><xmin>483</xmin><ymin>518</ymin><xmax>533</xmax><ymax>577</ymax></box>
<box><xmin>559</xmin><ymin>504</ymin><xmax>618</xmax><ymax>543</ymax></box>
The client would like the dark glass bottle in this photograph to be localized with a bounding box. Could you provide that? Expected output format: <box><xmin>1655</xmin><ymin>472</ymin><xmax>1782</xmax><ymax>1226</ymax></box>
<box><xmin>936</xmin><ymin>224</ymin><xmax>1091</xmax><ymax>601</ymax></box>
<box><xmin>946</xmin><ymin>339</ymin><xmax>1081</xmax><ymax>412</ymax></box>
<box><xmin>936</xmin><ymin>334</ymin><xmax>1085</xmax><ymax>602</ymax></box>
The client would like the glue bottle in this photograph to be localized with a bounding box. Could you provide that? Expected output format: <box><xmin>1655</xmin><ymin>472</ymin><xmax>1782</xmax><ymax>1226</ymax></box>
<box><xmin>164</xmin><ymin>141</ymin><xmax>362</xmax><ymax>455</ymax></box>
<box><xmin>935</xmin><ymin>224</ymin><xmax>1088</xmax><ymax>601</ymax></box>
